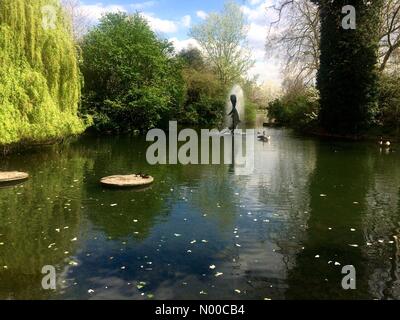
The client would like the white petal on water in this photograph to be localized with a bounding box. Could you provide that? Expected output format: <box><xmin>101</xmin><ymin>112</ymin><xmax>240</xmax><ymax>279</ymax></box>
<box><xmin>71</xmin><ymin>237</ymin><xmax>78</xmax><ymax>242</ymax></box>
<box><xmin>236</xmin><ymin>244</ymin><xmax>241</xmax><ymax>248</ymax></box>
<box><xmin>349</xmin><ymin>244</ymin><xmax>359</xmax><ymax>248</ymax></box>
<box><xmin>350</xmin><ymin>228</ymin><xmax>356</xmax><ymax>232</ymax></box>
<box><xmin>110</xmin><ymin>204</ymin><xmax>118</xmax><ymax>207</ymax></box>
<box><xmin>315</xmin><ymin>255</ymin><xmax>320</xmax><ymax>259</ymax></box>
<box><xmin>88</xmin><ymin>289</ymin><xmax>94</xmax><ymax>294</ymax></box>
<box><xmin>234</xmin><ymin>289</ymin><xmax>241</xmax><ymax>294</ymax></box>
<box><xmin>190</xmin><ymin>240</ymin><xmax>197</xmax><ymax>244</ymax></box>
<box><xmin>334</xmin><ymin>262</ymin><xmax>341</xmax><ymax>266</ymax></box>
<box><xmin>174</xmin><ymin>234</ymin><xmax>182</xmax><ymax>237</ymax></box>
<box><xmin>215</xmin><ymin>272</ymin><xmax>223</xmax><ymax>277</ymax></box>
<box><xmin>201</xmin><ymin>240</ymin><xmax>208</xmax><ymax>243</ymax></box>
<box><xmin>209</xmin><ymin>265</ymin><xmax>216</xmax><ymax>270</ymax></box>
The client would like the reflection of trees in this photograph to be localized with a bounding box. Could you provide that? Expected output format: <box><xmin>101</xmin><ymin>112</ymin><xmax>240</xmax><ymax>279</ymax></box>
<box><xmin>362</xmin><ymin>152</ymin><xmax>400</xmax><ymax>299</ymax></box>
<box><xmin>0</xmin><ymin>147</ymin><xmax>88</xmax><ymax>299</ymax></box>
<box><xmin>79</xmin><ymin>135</ymin><xmax>237</xmax><ymax>240</ymax></box>
<box><xmin>286</xmin><ymin>143</ymin><xmax>374</xmax><ymax>299</ymax></box>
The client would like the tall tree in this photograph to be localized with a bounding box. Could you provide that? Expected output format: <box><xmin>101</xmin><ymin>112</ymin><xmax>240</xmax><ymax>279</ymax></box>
<box><xmin>317</xmin><ymin>0</ymin><xmax>383</xmax><ymax>134</ymax></box>
<box><xmin>80</xmin><ymin>12</ymin><xmax>184</xmax><ymax>132</ymax></box>
<box><xmin>190</xmin><ymin>1</ymin><xmax>254</xmax><ymax>86</ymax></box>
<box><xmin>0</xmin><ymin>0</ymin><xmax>84</xmax><ymax>145</ymax></box>
<box><xmin>267</xmin><ymin>0</ymin><xmax>320</xmax><ymax>85</ymax></box>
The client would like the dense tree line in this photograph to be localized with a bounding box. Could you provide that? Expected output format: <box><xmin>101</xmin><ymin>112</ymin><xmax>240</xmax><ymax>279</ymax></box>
<box><xmin>0</xmin><ymin>1</ymin><xmax>261</xmax><ymax>149</ymax></box>
<box><xmin>268</xmin><ymin>0</ymin><xmax>400</xmax><ymax>136</ymax></box>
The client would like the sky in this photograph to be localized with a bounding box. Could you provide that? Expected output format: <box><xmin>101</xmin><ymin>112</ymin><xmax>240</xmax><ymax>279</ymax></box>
<box><xmin>76</xmin><ymin>0</ymin><xmax>282</xmax><ymax>86</ymax></box>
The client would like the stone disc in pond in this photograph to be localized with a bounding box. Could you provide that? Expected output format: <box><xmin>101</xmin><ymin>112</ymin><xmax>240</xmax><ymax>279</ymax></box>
<box><xmin>0</xmin><ymin>171</ymin><xmax>29</xmax><ymax>183</ymax></box>
<box><xmin>100</xmin><ymin>175</ymin><xmax>154</xmax><ymax>188</ymax></box>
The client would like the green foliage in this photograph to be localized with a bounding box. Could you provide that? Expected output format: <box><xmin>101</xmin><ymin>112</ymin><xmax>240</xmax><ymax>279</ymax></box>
<box><xmin>317</xmin><ymin>0</ymin><xmax>383</xmax><ymax>134</ymax></box>
<box><xmin>376</xmin><ymin>74</ymin><xmax>400</xmax><ymax>133</ymax></box>
<box><xmin>80</xmin><ymin>12</ymin><xmax>185</xmax><ymax>132</ymax></box>
<box><xmin>0</xmin><ymin>0</ymin><xmax>85</xmax><ymax>146</ymax></box>
<box><xmin>190</xmin><ymin>1</ymin><xmax>254</xmax><ymax>86</ymax></box>
<box><xmin>268</xmin><ymin>88</ymin><xmax>319</xmax><ymax>130</ymax></box>
<box><xmin>177</xmin><ymin>56</ymin><xmax>226</xmax><ymax>126</ymax></box>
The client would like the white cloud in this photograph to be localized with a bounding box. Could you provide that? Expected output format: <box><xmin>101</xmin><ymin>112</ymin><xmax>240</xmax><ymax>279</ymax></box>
<box><xmin>169</xmin><ymin>37</ymin><xmax>200</xmax><ymax>53</ymax></box>
<box><xmin>140</xmin><ymin>13</ymin><xmax>178</xmax><ymax>33</ymax></box>
<box><xmin>78</xmin><ymin>3</ymin><xmax>126</xmax><ymax>22</ymax></box>
<box><xmin>196</xmin><ymin>10</ymin><xmax>208</xmax><ymax>20</ymax></box>
<box><xmin>181</xmin><ymin>15</ymin><xmax>191</xmax><ymax>28</ymax></box>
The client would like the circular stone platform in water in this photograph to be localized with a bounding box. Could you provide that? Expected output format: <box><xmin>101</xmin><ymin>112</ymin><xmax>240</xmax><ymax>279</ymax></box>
<box><xmin>100</xmin><ymin>174</ymin><xmax>154</xmax><ymax>188</ymax></box>
<box><xmin>0</xmin><ymin>171</ymin><xmax>29</xmax><ymax>184</ymax></box>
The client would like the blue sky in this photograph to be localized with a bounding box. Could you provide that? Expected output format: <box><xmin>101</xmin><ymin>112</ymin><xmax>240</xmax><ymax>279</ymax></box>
<box><xmin>77</xmin><ymin>0</ymin><xmax>282</xmax><ymax>85</ymax></box>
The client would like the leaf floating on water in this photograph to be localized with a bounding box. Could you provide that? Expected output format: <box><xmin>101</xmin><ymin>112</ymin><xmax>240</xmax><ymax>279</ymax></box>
<box><xmin>147</xmin><ymin>294</ymin><xmax>154</xmax><ymax>299</ymax></box>
<box><xmin>69</xmin><ymin>261</ymin><xmax>78</xmax><ymax>266</ymax></box>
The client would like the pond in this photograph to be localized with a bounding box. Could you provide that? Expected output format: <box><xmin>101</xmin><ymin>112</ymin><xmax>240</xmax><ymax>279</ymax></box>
<box><xmin>0</xmin><ymin>128</ymin><xmax>399</xmax><ymax>300</ymax></box>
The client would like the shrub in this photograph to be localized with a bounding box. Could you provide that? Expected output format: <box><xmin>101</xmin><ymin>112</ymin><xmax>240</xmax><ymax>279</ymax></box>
<box><xmin>267</xmin><ymin>88</ymin><xmax>319</xmax><ymax>130</ymax></box>
<box><xmin>376</xmin><ymin>74</ymin><xmax>400</xmax><ymax>134</ymax></box>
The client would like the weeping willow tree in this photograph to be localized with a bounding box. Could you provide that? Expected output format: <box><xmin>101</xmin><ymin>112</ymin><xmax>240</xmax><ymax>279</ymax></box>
<box><xmin>0</xmin><ymin>0</ymin><xmax>85</xmax><ymax>146</ymax></box>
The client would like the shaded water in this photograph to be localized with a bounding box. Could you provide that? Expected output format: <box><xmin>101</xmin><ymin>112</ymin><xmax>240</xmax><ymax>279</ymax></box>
<box><xmin>1</xmin><ymin>129</ymin><xmax>400</xmax><ymax>300</ymax></box>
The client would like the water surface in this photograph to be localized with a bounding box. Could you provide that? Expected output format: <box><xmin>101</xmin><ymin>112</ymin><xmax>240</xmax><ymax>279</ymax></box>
<box><xmin>1</xmin><ymin>129</ymin><xmax>399</xmax><ymax>300</ymax></box>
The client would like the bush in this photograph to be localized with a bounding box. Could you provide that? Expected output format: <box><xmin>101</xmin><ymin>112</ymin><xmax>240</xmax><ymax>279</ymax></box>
<box><xmin>176</xmin><ymin>48</ymin><xmax>226</xmax><ymax>127</ymax></box>
<box><xmin>267</xmin><ymin>88</ymin><xmax>319</xmax><ymax>130</ymax></box>
<box><xmin>80</xmin><ymin>13</ymin><xmax>185</xmax><ymax>133</ymax></box>
<box><xmin>376</xmin><ymin>74</ymin><xmax>400</xmax><ymax>133</ymax></box>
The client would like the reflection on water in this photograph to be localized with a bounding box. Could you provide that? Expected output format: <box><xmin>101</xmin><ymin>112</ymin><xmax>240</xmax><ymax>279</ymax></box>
<box><xmin>0</xmin><ymin>129</ymin><xmax>399</xmax><ymax>300</ymax></box>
